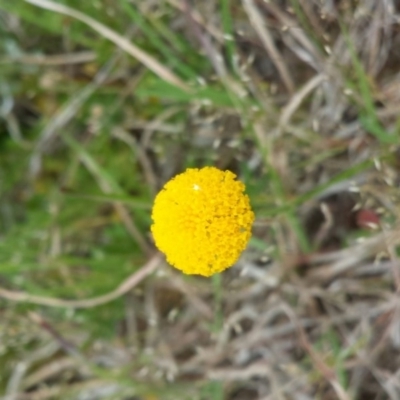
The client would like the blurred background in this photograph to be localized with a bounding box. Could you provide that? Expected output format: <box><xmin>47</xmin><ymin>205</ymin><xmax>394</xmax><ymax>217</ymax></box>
<box><xmin>1</xmin><ymin>0</ymin><xmax>400</xmax><ymax>399</ymax></box>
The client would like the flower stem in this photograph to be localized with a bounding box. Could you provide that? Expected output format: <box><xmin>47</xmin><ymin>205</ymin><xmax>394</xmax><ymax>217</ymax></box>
<box><xmin>212</xmin><ymin>273</ymin><xmax>223</xmax><ymax>332</ymax></box>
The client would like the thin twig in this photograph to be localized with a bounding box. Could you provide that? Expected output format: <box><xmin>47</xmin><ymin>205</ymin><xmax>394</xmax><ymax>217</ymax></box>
<box><xmin>0</xmin><ymin>253</ymin><xmax>162</xmax><ymax>308</ymax></box>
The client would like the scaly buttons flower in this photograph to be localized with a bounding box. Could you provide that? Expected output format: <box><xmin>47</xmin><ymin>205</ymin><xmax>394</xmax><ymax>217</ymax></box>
<box><xmin>151</xmin><ymin>167</ymin><xmax>254</xmax><ymax>277</ymax></box>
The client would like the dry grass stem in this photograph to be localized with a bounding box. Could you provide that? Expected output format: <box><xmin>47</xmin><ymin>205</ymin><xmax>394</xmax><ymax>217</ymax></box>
<box><xmin>243</xmin><ymin>0</ymin><xmax>295</xmax><ymax>94</ymax></box>
<box><xmin>0</xmin><ymin>254</ymin><xmax>162</xmax><ymax>308</ymax></box>
<box><xmin>24</xmin><ymin>0</ymin><xmax>189</xmax><ymax>90</ymax></box>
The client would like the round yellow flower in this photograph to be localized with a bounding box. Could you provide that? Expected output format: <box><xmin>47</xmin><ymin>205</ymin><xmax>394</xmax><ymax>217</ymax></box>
<box><xmin>151</xmin><ymin>167</ymin><xmax>254</xmax><ymax>277</ymax></box>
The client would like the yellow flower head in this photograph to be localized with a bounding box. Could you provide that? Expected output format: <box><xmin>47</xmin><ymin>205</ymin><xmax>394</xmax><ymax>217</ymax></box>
<box><xmin>151</xmin><ymin>167</ymin><xmax>254</xmax><ymax>277</ymax></box>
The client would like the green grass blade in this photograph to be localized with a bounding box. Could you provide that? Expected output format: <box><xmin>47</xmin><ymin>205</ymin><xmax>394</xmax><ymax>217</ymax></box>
<box><xmin>62</xmin><ymin>134</ymin><xmax>124</xmax><ymax>195</ymax></box>
<box><xmin>341</xmin><ymin>22</ymin><xmax>397</xmax><ymax>144</ymax></box>
<box><xmin>221</xmin><ymin>0</ymin><xmax>237</xmax><ymax>72</ymax></box>
<box><xmin>120</xmin><ymin>0</ymin><xmax>197</xmax><ymax>80</ymax></box>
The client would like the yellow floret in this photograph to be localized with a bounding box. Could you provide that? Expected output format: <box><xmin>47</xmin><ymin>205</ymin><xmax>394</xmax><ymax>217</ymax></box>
<box><xmin>150</xmin><ymin>167</ymin><xmax>254</xmax><ymax>277</ymax></box>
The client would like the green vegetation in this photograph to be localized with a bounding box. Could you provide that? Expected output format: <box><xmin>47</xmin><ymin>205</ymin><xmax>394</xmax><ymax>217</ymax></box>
<box><xmin>1</xmin><ymin>0</ymin><xmax>399</xmax><ymax>399</ymax></box>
